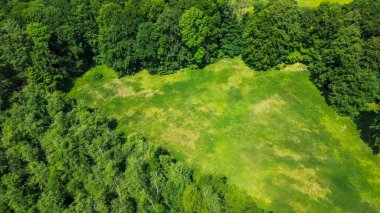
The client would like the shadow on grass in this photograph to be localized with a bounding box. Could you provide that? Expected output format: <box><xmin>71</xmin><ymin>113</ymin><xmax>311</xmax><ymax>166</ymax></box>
<box><xmin>355</xmin><ymin>110</ymin><xmax>379</xmax><ymax>154</ymax></box>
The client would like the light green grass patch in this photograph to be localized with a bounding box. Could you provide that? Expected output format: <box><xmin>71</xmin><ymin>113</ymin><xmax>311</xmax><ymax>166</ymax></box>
<box><xmin>70</xmin><ymin>57</ymin><xmax>380</xmax><ymax>212</ymax></box>
<box><xmin>298</xmin><ymin>0</ymin><xmax>352</xmax><ymax>7</ymax></box>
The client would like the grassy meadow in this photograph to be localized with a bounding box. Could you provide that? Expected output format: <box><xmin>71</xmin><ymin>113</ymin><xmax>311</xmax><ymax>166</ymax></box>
<box><xmin>70</xmin><ymin>57</ymin><xmax>380</xmax><ymax>212</ymax></box>
<box><xmin>297</xmin><ymin>0</ymin><xmax>352</xmax><ymax>7</ymax></box>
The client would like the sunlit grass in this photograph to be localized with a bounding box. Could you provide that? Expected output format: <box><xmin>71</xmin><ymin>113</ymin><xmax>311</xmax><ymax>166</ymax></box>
<box><xmin>298</xmin><ymin>0</ymin><xmax>352</xmax><ymax>7</ymax></box>
<box><xmin>70</xmin><ymin>57</ymin><xmax>380</xmax><ymax>212</ymax></box>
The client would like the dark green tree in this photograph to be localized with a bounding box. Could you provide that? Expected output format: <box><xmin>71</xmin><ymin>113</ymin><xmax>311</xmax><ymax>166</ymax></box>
<box><xmin>135</xmin><ymin>22</ymin><xmax>159</xmax><ymax>71</ymax></box>
<box><xmin>362</xmin><ymin>36</ymin><xmax>380</xmax><ymax>79</ymax></box>
<box><xmin>349</xmin><ymin>0</ymin><xmax>380</xmax><ymax>38</ymax></box>
<box><xmin>0</xmin><ymin>19</ymin><xmax>30</xmax><ymax>109</ymax></box>
<box><xmin>96</xmin><ymin>2</ymin><xmax>141</xmax><ymax>75</ymax></box>
<box><xmin>153</xmin><ymin>8</ymin><xmax>189</xmax><ymax>74</ymax></box>
<box><xmin>242</xmin><ymin>0</ymin><xmax>303</xmax><ymax>70</ymax></box>
<box><xmin>328</xmin><ymin>68</ymin><xmax>378</xmax><ymax>117</ymax></box>
<box><xmin>26</xmin><ymin>22</ymin><xmax>65</xmax><ymax>89</ymax></box>
<box><xmin>221</xmin><ymin>18</ymin><xmax>244</xmax><ymax>57</ymax></box>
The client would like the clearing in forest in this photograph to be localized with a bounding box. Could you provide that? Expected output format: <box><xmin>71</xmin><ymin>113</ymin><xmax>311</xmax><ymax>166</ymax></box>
<box><xmin>70</xmin><ymin>57</ymin><xmax>380</xmax><ymax>212</ymax></box>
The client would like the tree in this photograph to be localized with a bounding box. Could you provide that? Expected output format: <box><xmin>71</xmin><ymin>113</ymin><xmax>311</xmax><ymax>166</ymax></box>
<box><xmin>220</xmin><ymin>18</ymin><xmax>244</xmax><ymax>57</ymax></box>
<box><xmin>0</xmin><ymin>19</ymin><xmax>29</xmax><ymax>75</ymax></box>
<box><xmin>328</xmin><ymin>68</ymin><xmax>378</xmax><ymax>117</ymax></box>
<box><xmin>96</xmin><ymin>2</ymin><xmax>141</xmax><ymax>75</ymax></box>
<box><xmin>349</xmin><ymin>0</ymin><xmax>380</xmax><ymax>38</ymax></box>
<box><xmin>26</xmin><ymin>22</ymin><xmax>65</xmax><ymax>89</ymax></box>
<box><xmin>180</xmin><ymin>7</ymin><xmax>211</xmax><ymax>66</ymax></box>
<box><xmin>153</xmin><ymin>8</ymin><xmax>189</xmax><ymax>74</ymax></box>
<box><xmin>138</xmin><ymin>0</ymin><xmax>166</xmax><ymax>22</ymax></box>
<box><xmin>312</xmin><ymin>23</ymin><xmax>364</xmax><ymax>89</ymax></box>
<box><xmin>242</xmin><ymin>0</ymin><xmax>303</xmax><ymax>70</ymax></box>
<box><xmin>0</xmin><ymin>19</ymin><xmax>30</xmax><ymax>109</ymax></box>
<box><xmin>329</xmin><ymin>24</ymin><xmax>363</xmax><ymax>69</ymax></box>
<box><xmin>362</xmin><ymin>36</ymin><xmax>380</xmax><ymax>79</ymax></box>
<box><xmin>135</xmin><ymin>22</ymin><xmax>159</xmax><ymax>71</ymax></box>
<box><xmin>72</xmin><ymin>2</ymin><xmax>98</xmax><ymax>53</ymax></box>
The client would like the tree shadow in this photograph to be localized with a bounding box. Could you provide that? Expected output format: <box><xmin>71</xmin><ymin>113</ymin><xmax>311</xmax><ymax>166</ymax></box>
<box><xmin>60</xmin><ymin>77</ymin><xmax>75</xmax><ymax>92</ymax></box>
<box><xmin>355</xmin><ymin>110</ymin><xmax>378</xmax><ymax>154</ymax></box>
<box><xmin>108</xmin><ymin>118</ymin><xmax>118</xmax><ymax>130</ymax></box>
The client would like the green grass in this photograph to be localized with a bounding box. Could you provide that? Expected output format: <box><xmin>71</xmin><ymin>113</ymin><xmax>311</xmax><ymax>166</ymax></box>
<box><xmin>297</xmin><ymin>0</ymin><xmax>352</xmax><ymax>7</ymax></box>
<box><xmin>70</xmin><ymin>57</ymin><xmax>380</xmax><ymax>212</ymax></box>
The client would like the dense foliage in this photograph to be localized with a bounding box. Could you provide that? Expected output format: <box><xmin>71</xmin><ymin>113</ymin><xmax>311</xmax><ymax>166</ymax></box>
<box><xmin>242</xmin><ymin>0</ymin><xmax>303</xmax><ymax>70</ymax></box>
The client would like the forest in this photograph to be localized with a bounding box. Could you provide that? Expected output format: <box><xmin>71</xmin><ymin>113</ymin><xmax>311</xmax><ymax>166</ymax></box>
<box><xmin>0</xmin><ymin>0</ymin><xmax>379</xmax><ymax>212</ymax></box>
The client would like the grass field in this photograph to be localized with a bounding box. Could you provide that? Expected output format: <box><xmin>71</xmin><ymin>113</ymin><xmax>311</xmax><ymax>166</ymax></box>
<box><xmin>70</xmin><ymin>57</ymin><xmax>380</xmax><ymax>212</ymax></box>
<box><xmin>297</xmin><ymin>0</ymin><xmax>352</xmax><ymax>7</ymax></box>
